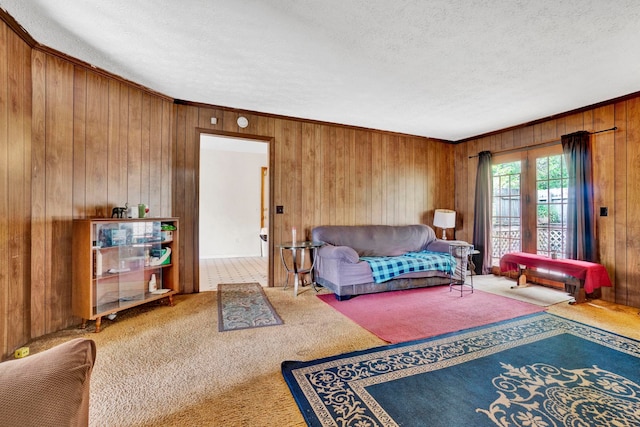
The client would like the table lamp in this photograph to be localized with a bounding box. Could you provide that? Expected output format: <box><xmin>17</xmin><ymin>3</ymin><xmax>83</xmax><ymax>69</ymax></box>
<box><xmin>433</xmin><ymin>209</ymin><xmax>456</xmax><ymax>240</ymax></box>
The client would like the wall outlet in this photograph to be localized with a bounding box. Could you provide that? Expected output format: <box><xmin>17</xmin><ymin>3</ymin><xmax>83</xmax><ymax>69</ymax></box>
<box><xmin>14</xmin><ymin>347</ymin><xmax>29</xmax><ymax>358</ymax></box>
<box><xmin>600</xmin><ymin>207</ymin><xmax>608</xmax><ymax>216</ymax></box>
<box><xmin>276</xmin><ymin>205</ymin><xmax>284</xmax><ymax>214</ymax></box>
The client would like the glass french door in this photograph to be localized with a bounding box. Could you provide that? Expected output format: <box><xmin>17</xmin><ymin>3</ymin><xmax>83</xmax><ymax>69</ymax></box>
<box><xmin>491</xmin><ymin>158</ymin><xmax>522</xmax><ymax>266</ymax></box>
<box><xmin>534</xmin><ymin>151</ymin><xmax>568</xmax><ymax>258</ymax></box>
<box><xmin>490</xmin><ymin>146</ymin><xmax>568</xmax><ymax>266</ymax></box>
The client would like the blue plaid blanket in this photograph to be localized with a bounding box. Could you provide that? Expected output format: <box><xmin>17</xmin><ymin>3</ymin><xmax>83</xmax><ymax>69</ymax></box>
<box><xmin>361</xmin><ymin>250</ymin><xmax>456</xmax><ymax>284</ymax></box>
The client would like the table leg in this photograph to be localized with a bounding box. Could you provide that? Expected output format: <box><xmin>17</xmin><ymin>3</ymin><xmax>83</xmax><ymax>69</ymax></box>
<box><xmin>566</xmin><ymin>278</ymin><xmax>586</xmax><ymax>304</ymax></box>
<box><xmin>511</xmin><ymin>266</ymin><xmax>530</xmax><ymax>289</ymax></box>
<box><xmin>292</xmin><ymin>248</ymin><xmax>299</xmax><ymax>296</ymax></box>
<box><xmin>280</xmin><ymin>247</ymin><xmax>290</xmax><ymax>290</ymax></box>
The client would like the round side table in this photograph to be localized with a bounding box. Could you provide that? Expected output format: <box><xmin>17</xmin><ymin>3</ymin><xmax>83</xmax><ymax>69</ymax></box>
<box><xmin>278</xmin><ymin>241</ymin><xmax>324</xmax><ymax>296</ymax></box>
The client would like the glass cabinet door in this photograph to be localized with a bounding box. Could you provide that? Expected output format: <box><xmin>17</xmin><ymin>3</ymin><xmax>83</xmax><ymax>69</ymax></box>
<box><xmin>92</xmin><ymin>221</ymin><xmax>163</xmax><ymax>316</ymax></box>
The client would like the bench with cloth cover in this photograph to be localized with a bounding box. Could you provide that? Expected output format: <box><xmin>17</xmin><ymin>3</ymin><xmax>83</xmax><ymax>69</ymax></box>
<box><xmin>500</xmin><ymin>251</ymin><xmax>612</xmax><ymax>303</ymax></box>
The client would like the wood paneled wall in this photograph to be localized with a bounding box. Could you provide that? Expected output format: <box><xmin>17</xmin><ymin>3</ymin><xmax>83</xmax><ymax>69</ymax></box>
<box><xmin>174</xmin><ymin>105</ymin><xmax>455</xmax><ymax>291</ymax></box>
<box><xmin>455</xmin><ymin>99</ymin><xmax>640</xmax><ymax>308</ymax></box>
<box><xmin>0</xmin><ymin>20</ymin><xmax>32</xmax><ymax>359</ymax></box>
<box><xmin>0</xmin><ymin>16</ymin><xmax>176</xmax><ymax>357</ymax></box>
<box><xmin>29</xmin><ymin>51</ymin><xmax>175</xmax><ymax>340</ymax></box>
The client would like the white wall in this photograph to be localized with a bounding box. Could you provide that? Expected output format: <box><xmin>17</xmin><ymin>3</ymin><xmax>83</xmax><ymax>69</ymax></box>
<box><xmin>199</xmin><ymin>135</ymin><xmax>268</xmax><ymax>258</ymax></box>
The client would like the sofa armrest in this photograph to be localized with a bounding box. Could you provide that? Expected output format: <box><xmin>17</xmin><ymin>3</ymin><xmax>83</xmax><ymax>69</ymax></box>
<box><xmin>0</xmin><ymin>338</ymin><xmax>96</xmax><ymax>427</ymax></box>
<box><xmin>318</xmin><ymin>245</ymin><xmax>360</xmax><ymax>263</ymax></box>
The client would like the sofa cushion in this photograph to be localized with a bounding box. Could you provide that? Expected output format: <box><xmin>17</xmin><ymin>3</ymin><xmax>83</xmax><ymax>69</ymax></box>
<box><xmin>0</xmin><ymin>338</ymin><xmax>96</xmax><ymax>427</ymax></box>
<box><xmin>312</xmin><ymin>224</ymin><xmax>436</xmax><ymax>257</ymax></box>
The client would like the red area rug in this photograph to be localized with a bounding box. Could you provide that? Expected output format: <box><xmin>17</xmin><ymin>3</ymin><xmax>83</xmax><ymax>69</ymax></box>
<box><xmin>317</xmin><ymin>286</ymin><xmax>546</xmax><ymax>343</ymax></box>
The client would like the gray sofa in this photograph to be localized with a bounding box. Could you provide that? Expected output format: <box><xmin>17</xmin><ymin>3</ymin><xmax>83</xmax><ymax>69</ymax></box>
<box><xmin>312</xmin><ymin>224</ymin><xmax>468</xmax><ymax>300</ymax></box>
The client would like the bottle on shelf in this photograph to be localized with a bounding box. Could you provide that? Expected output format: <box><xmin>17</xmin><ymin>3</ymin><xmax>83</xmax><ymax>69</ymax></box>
<box><xmin>148</xmin><ymin>274</ymin><xmax>157</xmax><ymax>292</ymax></box>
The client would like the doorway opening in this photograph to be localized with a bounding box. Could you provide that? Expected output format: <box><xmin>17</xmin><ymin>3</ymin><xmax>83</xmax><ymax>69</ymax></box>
<box><xmin>198</xmin><ymin>134</ymin><xmax>269</xmax><ymax>291</ymax></box>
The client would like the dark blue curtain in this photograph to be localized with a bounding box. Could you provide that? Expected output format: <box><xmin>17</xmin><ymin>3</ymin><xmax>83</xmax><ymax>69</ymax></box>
<box><xmin>562</xmin><ymin>131</ymin><xmax>596</xmax><ymax>262</ymax></box>
<box><xmin>473</xmin><ymin>151</ymin><xmax>492</xmax><ymax>274</ymax></box>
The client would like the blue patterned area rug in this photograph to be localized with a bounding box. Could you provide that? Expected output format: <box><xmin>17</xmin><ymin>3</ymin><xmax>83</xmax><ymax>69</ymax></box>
<box><xmin>217</xmin><ymin>283</ymin><xmax>283</xmax><ymax>331</ymax></box>
<box><xmin>282</xmin><ymin>312</ymin><xmax>640</xmax><ymax>426</ymax></box>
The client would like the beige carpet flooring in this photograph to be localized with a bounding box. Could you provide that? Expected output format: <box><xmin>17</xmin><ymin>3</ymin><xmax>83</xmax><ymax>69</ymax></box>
<box><xmin>23</xmin><ymin>277</ymin><xmax>640</xmax><ymax>426</ymax></box>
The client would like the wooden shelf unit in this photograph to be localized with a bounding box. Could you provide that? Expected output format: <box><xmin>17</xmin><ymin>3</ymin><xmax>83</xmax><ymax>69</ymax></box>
<box><xmin>72</xmin><ymin>218</ymin><xmax>179</xmax><ymax>332</ymax></box>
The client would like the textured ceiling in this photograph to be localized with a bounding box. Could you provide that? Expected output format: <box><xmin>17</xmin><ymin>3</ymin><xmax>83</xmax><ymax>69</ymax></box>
<box><xmin>2</xmin><ymin>0</ymin><xmax>640</xmax><ymax>141</ymax></box>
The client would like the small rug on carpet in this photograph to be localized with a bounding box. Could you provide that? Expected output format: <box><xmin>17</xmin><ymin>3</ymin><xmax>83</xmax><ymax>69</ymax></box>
<box><xmin>282</xmin><ymin>312</ymin><xmax>640</xmax><ymax>427</ymax></box>
<box><xmin>217</xmin><ymin>283</ymin><xmax>283</xmax><ymax>331</ymax></box>
<box><xmin>317</xmin><ymin>286</ymin><xmax>545</xmax><ymax>343</ymax></box>
<box><xmin>472</xmin><ymin>274</ymin><xmax>574</xmax><ymax>306</ymax></box>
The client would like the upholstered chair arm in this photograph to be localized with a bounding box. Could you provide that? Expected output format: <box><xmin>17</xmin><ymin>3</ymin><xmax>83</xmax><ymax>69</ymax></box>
<box><xmin>0</xmin><ymin>338</ymin><xmax>96</xmax><ymax>427</ymax></box>
<box><xmin>317</xmin><ymin>245</ymin><xmax>360</xmax><ymax>263</ymax></box>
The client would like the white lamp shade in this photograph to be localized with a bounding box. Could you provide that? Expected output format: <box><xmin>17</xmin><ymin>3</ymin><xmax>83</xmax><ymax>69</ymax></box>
<box><xmin>433</xmin><ymin>209</ymin><xmax>456</xmax><ymax>229</ymax></box>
